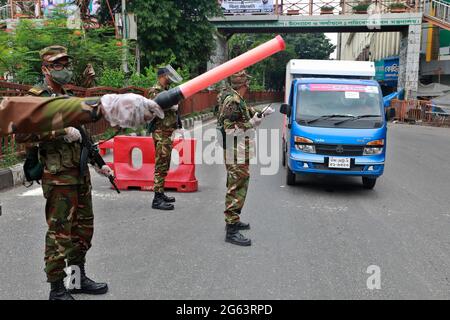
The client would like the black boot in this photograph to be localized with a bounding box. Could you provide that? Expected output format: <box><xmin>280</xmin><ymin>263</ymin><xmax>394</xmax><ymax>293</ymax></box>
<box><xmin>235</xmin><ymin>221</ymin><xmax>250</xmax><ymax>230</ymax></box>
<box><xmin>225</xmin><ymin>224</ymin><xmax>251</xmax><ymax>246</ymax></box>
<box><xmin>49</xmin><ymin>279</ymin><xmax>74</xmax><ymax>300</ymax></box>
<box><xmin>152</xmin><ymin>192</ymin><xmax>175</xmax><ymax>210</ymax></box>
<box><xmin>68</xmin><ymin>264</ymin><xmax>108</xmax><ymax>295</ymax></box>
<box><xmin>161</xmin><ymin>193</ymin><xmax>175</xmax><ymax>203</ymax></box>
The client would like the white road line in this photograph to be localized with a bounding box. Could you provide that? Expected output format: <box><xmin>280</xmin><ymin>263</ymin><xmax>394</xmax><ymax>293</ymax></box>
<box><xmin>20</xmin><ymin>188</ymin><xmax>42</xmax><ymax>197</ymax></box>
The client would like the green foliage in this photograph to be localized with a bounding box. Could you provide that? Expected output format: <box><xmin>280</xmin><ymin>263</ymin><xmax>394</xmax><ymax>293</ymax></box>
<box><xmin>228</xmin><ymin>33</ymin><xmax>336</xmax><ymax>91</ymax></box>
<box><xmin>353</xmin><ymin>1</ymin><xmax>372</xmax><ymax>12</ymax></box>
<box><xmin>0</xmin><ymin>141</ymin><xmax>21</xmax><ymax>169</ymax></box>
<box><xmin>321</xmin><ymin>5</ymin><xmax>335</xmax><ymax>11</ymax></box>
<box><xmin>389</xmin><ymin>2</ymin><xmax>407</xmax><ymax>9</ymax></box>
<box><xmin>0</xmin><ymin>18</ymin><xmax>123</xmax><ymax>85</ymax></box>
<box><xmin>98</xmin><ymin>63</ymin><xmax>190</xmax><ymax>89</ymax></box>
<box><xmin>97</xmin><ymin>0</ymin><xmax>221</xmax><ymax>77</ymax></box>
<box><xmin>292</xmin><ymin>33</ymin><xmax>336</xmax><ymax>60</ymax></box>
<box><xmin>98</xmin><ymin>68</ymin><xmax>125</xmax><ymax>87</ymax></box>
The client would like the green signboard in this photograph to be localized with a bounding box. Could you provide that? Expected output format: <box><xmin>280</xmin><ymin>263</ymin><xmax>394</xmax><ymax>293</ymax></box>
<box><xmin>375</xmin><ymin>60</ymin><xmax>385</xmax><ymax>81</ymax></box>
<box><xmin>440</xmin><ymin>30</ymin><xmax>450</xmax><ymax>48</ymax></box>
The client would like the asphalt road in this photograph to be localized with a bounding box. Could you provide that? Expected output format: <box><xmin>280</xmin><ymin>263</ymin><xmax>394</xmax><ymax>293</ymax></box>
<box><xmin>1</xmin><ymin>104</ymin><xmax>450</xmax><ymax>300</ymax></box>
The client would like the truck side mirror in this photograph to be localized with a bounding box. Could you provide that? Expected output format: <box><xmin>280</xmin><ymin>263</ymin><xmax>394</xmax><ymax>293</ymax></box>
<box><xmin>280</xmin><ymin>103</ymin><xmax>291</xmax><ymax>117</ymax></box>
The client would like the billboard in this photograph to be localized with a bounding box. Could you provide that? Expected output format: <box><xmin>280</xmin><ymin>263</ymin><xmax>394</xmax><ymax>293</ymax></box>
<box><xmin>375</xmin><ymin>57</ymin><xmax>399</xmax><ymax>83</ymax></box>
<box><xmin>220</xmin><ymin>0</ymin><xmax>274</xmax><ymax>14</ymax></box>
<box><xmin>384</xmin><ymin>57</ymin><xmax>399</xmax><ymax>81</ymax></box>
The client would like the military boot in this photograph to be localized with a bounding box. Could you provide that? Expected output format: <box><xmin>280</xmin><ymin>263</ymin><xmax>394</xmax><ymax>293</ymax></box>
<box><xmin>49</xmin><ymin>279</ymin><xmax>74</xmax><ymax>300</ymax></box>
<box><xmin>68</xmin><ymin>264</ymin><xmax>108</xmax><ymax>295</ymax></box>
<box><xmin>152</xmin><ymin>192</ymin><xmax>175</xmax><ymax>210</ymax></box>
<box><xmin>225</xmin><ymin>224</ymin><xmax>251</xmax><ymax>246</ymax></box>
<box><xmin>161</xmin><ymin>193</ymin><xmax>175</xmax><ymax>203</ymax></box>
<box><xmin>224</xmin><ymin>221</ymin><xmax>250</xmax><ymax>230</ymax></box>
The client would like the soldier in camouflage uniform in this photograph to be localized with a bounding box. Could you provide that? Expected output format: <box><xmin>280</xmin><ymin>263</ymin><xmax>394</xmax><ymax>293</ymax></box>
<box><xmin>147</xmin><ymin>67</ymin><xmax>182</xmax><ymax>210</ymax></box>
<box><xmin>217</xmin><ymin>70</ymin><xmax>265</xmax><ymax>246</ymax></box>
<box><xmin>0</xmin><ymin>93</ymin><xmax>163</xmax><ymax>137</ymax></box>
<box><xmin>15</xmin><ymin>46</ymin><xmax>108</xmax><ymax>300</ymax></box>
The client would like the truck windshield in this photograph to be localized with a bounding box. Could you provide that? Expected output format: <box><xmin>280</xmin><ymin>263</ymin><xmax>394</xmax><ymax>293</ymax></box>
<box><xmin>296</xmin><ymin>84</ymin><xmax>383</xmax><ymax>128</ymax></box>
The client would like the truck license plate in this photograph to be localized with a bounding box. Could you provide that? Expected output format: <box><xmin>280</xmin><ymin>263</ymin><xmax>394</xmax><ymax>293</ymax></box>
<box><xmin>328</xmin><ymin>157</ymin><xmax>351</xmax><ymax>169</ymax></box>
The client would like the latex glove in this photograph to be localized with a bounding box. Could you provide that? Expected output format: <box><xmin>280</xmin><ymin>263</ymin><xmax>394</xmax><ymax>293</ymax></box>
<box><xmin>63</xmin><ymin>127</ymin><xmax>82</xmax><ymax>143</ymax></box>
<box><xmin>262</xmin><ymin>106</ymin><xmax>275</xmax><ymax>117</ymax></box>
<box><xmin>100</xmin><ymin>93</ymin><xmax>164</xmax><ymax>129</ymax></box>
<box><xmin>249</xmin><ymin>113</ymin><xmax>263</xmax><ymax>128</ymax></box>
<box><xmin>95</xmin><ymin>165</ymin><xmax>113</xmax><ymax>177</ymax></box>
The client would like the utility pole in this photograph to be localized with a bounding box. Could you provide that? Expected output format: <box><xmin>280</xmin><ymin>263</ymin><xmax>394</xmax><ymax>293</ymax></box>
<box><xmin>122</xmin><ymin>0</ymin><xmax>129</xmax><ymax>75</ymax></box>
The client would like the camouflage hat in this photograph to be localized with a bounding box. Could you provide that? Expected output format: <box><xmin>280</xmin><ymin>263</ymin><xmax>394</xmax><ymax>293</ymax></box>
<box><xmin>39</xmin><ymin>45</ymin><xmax>73</xmax><ymax>62</ymax></box>
<box><xmin>230</xmin><ymin>70</ymin><xmax>251</xmax><ymax>89</ymax></box>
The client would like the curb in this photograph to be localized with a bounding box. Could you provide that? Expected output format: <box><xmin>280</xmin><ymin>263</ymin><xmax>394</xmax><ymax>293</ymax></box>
<box><xmin>10</xmin><ymin>164</ymin><xmax>25</xmax><ymax>187</ymax></box>
<box><xmin>0</xmin><ymin>168</ymin><xmax>13</xmax><ymax>191</ymax></box>
<box><xmin>181</xmin><ymin>112</ymin><xmax>215</xmax><ymax>129</ymax></box>
<box><xmin>0</xmin><ymin>163</ymin><xmax>24</xmax><ymax>191</ymax></box>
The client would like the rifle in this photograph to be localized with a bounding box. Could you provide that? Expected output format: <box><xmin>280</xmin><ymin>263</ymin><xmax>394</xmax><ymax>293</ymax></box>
<box><xmin>257</xmin><ymin>103</ymin><xmax>273</xmax><ymax>118</ymax></box>
<box><xmin>78</xmin><ymin>127</ymin><xmax>120</xmax><ymax>194</ymax></box>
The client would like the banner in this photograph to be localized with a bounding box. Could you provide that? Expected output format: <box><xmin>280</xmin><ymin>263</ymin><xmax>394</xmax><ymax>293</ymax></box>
<box><xmin>375</xmin><ymin>57</ymin><xmax>399</xmax><ymax>83</ymax></box>
<box><xmin>220</xmin><ymin>0</ymin><xmax>274</xmax><ymax>14</ymax></box>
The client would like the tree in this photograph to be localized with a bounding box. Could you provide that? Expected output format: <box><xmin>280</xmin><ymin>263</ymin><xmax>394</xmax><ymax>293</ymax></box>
<box><xmin>292</xmin><ymin>33</ymin><xmax>336</xmax><ymax>60</ymax></box>
<box><xmin>97</xmin><ymin>0</ymin><xmax>221</xmax><ymax>76</ymax></box>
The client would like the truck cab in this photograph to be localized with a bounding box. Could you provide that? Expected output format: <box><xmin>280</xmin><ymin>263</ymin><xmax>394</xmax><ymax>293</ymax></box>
<box><xmin>280</xmin><ymin>60</ymin><xmax>387</xmax><ymax>189</ymax></box>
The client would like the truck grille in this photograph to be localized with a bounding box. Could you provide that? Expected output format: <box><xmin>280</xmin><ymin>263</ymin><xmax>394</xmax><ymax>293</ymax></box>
<box><xmin>315</xmin><ymin>144</ymin><xmax>364</xmax><ymax>156</ymax></box>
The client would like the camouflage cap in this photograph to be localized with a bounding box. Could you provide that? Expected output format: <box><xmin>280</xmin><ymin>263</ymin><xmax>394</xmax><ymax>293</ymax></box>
<box><xmin>39</xmin><ymin>45</ymin><xmax>73</xmax><ymax>62</ymax></box>
<box><xmin>230</xmin><ymin>70</ymin><xmax>251</xmax><ymax>89</ymax></box>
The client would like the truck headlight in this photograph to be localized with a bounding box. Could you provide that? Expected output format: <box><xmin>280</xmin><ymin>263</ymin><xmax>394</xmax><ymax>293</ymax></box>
<box><xmin>363</xmin><ymin>139</ymin><xmax>384</xmax><ymax>155</ymax></box>
<box><xmin>294</xmin><ymin>136</ymin><xmax>316</xmax><ymax>154</ymax></box>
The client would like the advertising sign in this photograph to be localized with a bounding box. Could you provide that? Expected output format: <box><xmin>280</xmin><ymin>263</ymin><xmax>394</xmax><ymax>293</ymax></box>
<box><xmin>220</xmin><ymin>0</ymin><xmax>274</xmax><ymax>14</ymax></box>
<box><xmin>375</xmin><ymin>57</ymin><xmax>399</xmax><ymax>83</ymax></box>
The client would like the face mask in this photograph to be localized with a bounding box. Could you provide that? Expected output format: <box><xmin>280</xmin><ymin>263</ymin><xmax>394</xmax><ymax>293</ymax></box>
<box><xmin>49</xmin><ymin>69</ymin><xmax>73</xmax><ymax>85</ymax></box>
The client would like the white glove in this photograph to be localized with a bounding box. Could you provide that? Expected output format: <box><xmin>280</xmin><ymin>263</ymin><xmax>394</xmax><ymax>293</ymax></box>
<box><xmin>249</xmin><ymin>113</ymin><xmax>263</xmax><ymax>128</ymax></box>
<box><xmin>63</xmin><ymin>127</ymin><xmax>82</xmax><ymax>143</ymax></box>
<box><xmin>262</xmin><ymin>106</ymin><xmax>275</xmax><ymax>117</ymax></box>
<box><xmin>100</xmin><ymin>93</ymin><xmax>164</xmax><ymax>129</ymax></box>
<box><xmin>95</xmin><ymin>165</ymin><xmax>113</xmax><ymax>177</ymax></box>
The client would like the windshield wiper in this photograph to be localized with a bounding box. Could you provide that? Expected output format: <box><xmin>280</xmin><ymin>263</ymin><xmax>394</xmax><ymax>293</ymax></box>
<box><xmin>333</xmin><ymin>114</ymin><xmax>381</xmax><ymax>125</ymax></box>
<box><xmin>304</xmin><ymin>114</ymin><xmax>355</xmax><ymax>125</ymax></box>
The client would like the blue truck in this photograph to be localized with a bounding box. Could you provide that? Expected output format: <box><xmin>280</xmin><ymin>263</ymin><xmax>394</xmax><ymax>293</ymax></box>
<box><xmin>280</xmin><ymin>59</ymin><xmax>387</xmax><ymax>189</ymax></box>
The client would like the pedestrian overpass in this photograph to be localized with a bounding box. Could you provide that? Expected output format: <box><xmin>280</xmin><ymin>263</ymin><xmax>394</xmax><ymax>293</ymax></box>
<box><xmin>209</xmin><ymin>0</ymin><xmax>450</xmax><ymax>98</ymax></box>
<box><xmin>1</xmin><ymin>0</ymin><xmax>449</xmax><ymax>97</ymax></box>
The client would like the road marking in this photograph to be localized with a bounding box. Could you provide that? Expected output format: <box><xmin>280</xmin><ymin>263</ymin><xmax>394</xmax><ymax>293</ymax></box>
<box><xmin>20</xmin><ymin>188</ymin><xmax>42</xmax><ymax>197</ymax></box>
<box><xmin>19</xmin><ymin>187</ymin><xmax>119</xmax><ymax>199</ymax></box>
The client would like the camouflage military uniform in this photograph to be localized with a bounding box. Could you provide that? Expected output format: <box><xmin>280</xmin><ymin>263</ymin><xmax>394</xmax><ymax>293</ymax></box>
<box><xmin>147</xmin><ymin>83</ymin><xmax>178</xmax><ymax>193</ymax></box>
<box><xmin>15</xmin><ymin>82</ymin><xmax>94</xmax><ymax>283</ymax></box>
<box><xmin>0</xmin><ymin>96</ymin><xmax>102</xmax><ymax>137</ymax></box>
<box><xmin>217</xmin><ymin>88</ymin><xmax>257</xmax><ymax>225</ymax></box>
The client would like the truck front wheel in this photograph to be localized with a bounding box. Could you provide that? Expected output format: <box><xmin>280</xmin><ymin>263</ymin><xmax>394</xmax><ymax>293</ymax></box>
<box><xmin>362</xmin><ymin>177</ymin><xmax>377</xmax><ymax>189</ymax></box>
<box><xmin>286</xmin><ymin>166</ymin><xmax>296</xmax><ymax>186</ymax></box>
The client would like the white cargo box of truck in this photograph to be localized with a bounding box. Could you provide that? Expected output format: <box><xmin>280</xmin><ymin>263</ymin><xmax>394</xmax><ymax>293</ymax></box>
<box><xmin>285</xmin><ymin>59</ymin><xmax>376</xmax><ymax>103</ymax></box>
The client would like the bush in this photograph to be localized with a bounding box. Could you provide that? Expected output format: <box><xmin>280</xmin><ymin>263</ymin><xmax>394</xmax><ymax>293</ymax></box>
<box><xmin>98</xmin><ymin>68</ymin><xmax>125</xmax><ymax>88</ymax></box>
<box><xmin>321</xmin><ymin>5</ymin><xmax>334</xmax><ymax>11</ymax></box>
<box><xmin>389</xmin><ymin>2</ymin><xmax>407</xmax><ymax>9</ymax></box>
<box><xmin>353</xmin><ymin>1</ymin><xmax>372</xmax><ymax>12</ymax></box>
<box><xmin>0</xmin><ymin>142</ymin><xmax>21</xmax><ymax>169</ymax></box>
